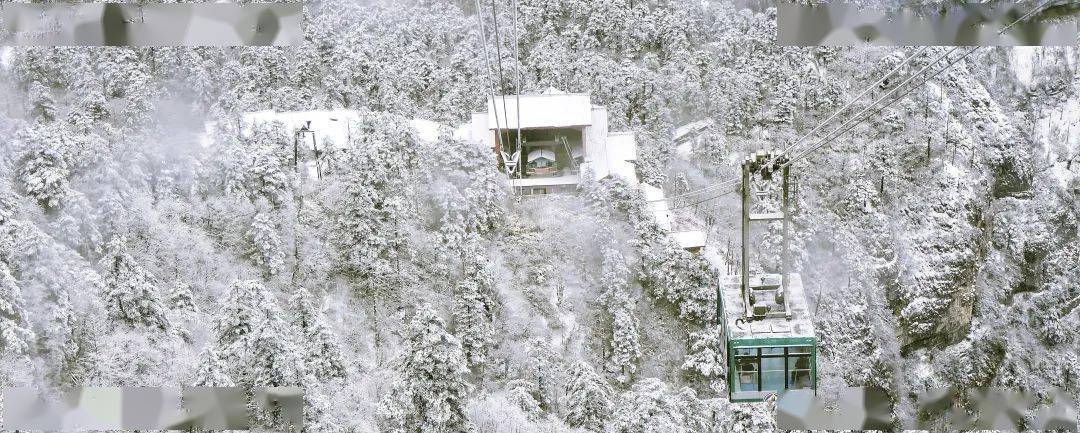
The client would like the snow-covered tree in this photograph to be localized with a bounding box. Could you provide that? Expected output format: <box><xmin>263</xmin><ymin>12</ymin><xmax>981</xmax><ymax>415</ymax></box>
<box><xmin>19</xmin><ymin>122</ymin><xmax>71</xmax><ymax>209</ymax></box>
<box><xmin>247</xmin><ymin>211</ymin><xmax>286</xmax><ymax>278</ymax></box>
<box><xmin>211</xmin><ymin>280</ymin><xmax>286</xmax><ymax>376</ymax></box>
<box><xmin>192</xmin><ymin>345</ymin><xmax>234</xmax><ymax>387</ymax></box>
<box><xmin>290</xmin><ymin>288</ymin><xmax>347</xmax><ymax>381</ymax></box>
<box><xmin>169</xmin><ymin>278</ymin><xmax>198</xmax><ymax>314</ymax></box>
<box><xmin>101</xmin><ymin>238</ymin><xmax>170</xmax><ymax>331</ymax></box>
<box><xmin>452</xmin><ymin>277</ymin><xmax>495</xmax><ymax>371</ymax></box>
<box><xmin>561</xmin><ymin>360</ymin><xmax>613</xmax><ymax>431</ymax></box>
<box><xmin>28</xmin><ymin>80</ymin><xmax>57</xmax><ymax>122</ymax></box>
<box><xmin>378</xmin><ymin>306</ymin><xmax>471</xmax><ymax>433</ymax></box>
<box><xmin>0</xmin><ymin>263</ymin><xmax>34</xmax><ymax>355</ymax></box>
<box><xmin>248</xmin><ymin>320</ymin><xmax>307</xmax><ymax>387</ymax></box>
<box><xmin>219</xmin><ymin>122</ymin><xmax>292</xmax><ymax>207</ymax></box>
<box><xmin>523</xmin><ymin>337</ymin><xmax>566</xmax><ymax>413</ymax></box>
<box><xmin>601</xmin><ymin>247</ymin><xmax>640</xmax><ymax>384</ymax></box>
<box><xmin>681</xmin><ymin>325</ymin><xmax>725</xmax><ymax>380</ymax></box>
<box><xmin>605</xmin><ymin>379</ymin><xmax>713</xmax><ymax>433</ymax></box>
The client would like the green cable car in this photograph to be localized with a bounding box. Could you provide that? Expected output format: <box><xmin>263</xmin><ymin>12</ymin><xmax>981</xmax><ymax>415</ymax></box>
<box><xmin>720</xmin><ymin>151</ymin><xmax>817</xmax><ymax>402</ymax></box>
<box><xmin>720</xmin><ymin>273</ymin><xmax>817</xmax><ymax>402</ymax></box>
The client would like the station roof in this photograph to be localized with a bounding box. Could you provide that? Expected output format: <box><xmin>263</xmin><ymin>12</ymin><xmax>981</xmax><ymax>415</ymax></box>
<box><xmin>486</xmin><ymin>91</ymin><xmax>594</xmax><ymax>129</ymax></box>
<box><xmin>721</xmin><ymin>273</ymin><xmax>816</xmax><ymax>343</ymax></box>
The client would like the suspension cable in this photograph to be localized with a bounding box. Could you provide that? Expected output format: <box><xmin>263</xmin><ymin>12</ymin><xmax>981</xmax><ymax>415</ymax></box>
<box><xmin>473</xmin><ymin>0</ymin><xmax>511</xmax><ymax>181</ymax></box>
<box><xmin>652</xmin><ymin>46</ymin><xmax>929</xmax><ymax>203</ymax></box>
<box><xmin>511</xmin><ymin>0</ymin><xmax>524</xmax><ymax>157</ymax></box>
<box><xmin>489</xmin><ymin>0</ymin><xmax>514</xmax><ymax>165</ymax></box>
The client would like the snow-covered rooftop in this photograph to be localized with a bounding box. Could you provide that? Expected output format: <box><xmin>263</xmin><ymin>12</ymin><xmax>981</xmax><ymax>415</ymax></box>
<box><xmin>486</xmin><ymin>92</ymin><xmax>594</xmax><ymax>130</ymax></box>
<box><xmin>674</xmin><ymin>118</ymin><xmax>714</xmax><ymax>142</ymax></box>
<box><xmin>673</xmin><ymin>230</ymin><xmax>707</xmax><ymax>250</ymax></box>
<box><xmin>721</xmin><ymin>273</ymin><xmax>816</xmax><ymax>342</ymax></box>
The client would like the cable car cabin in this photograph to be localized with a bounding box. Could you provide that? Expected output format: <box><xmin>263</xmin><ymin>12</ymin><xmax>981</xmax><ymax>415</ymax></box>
<box><xmin>720</xmin><ymin>273</ymin><xmax>817</xmax><ymax>402</ymax></box>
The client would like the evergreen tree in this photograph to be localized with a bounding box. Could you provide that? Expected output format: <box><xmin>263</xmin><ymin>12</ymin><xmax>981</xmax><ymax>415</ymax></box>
<box><xmin>211</xmin><ymin>279</ymin><xmax>267</xmax><ymax>357</ymax></box>
<box><xmin>169</xmin><ymin>278</ymin><xmax>198</xmax><ymax>314</ymax></box>
<box><xmin>606</xmin><ymin>379</ymin><xmax>714</xmax><ymax>433</ymax></box>
<box><xmin>248</xmin><ymin>211</ymin><xmax>286</xmax><ymax>278</ymax></box>
<box><xmin>451</xmin><ymin>277</ymin><xmax>495</xmax><ymax>370</ymax></box>
<box><xmin>524</xmin><ymin>338</ymin><xmax>566</xmax><ymax>413</ymax></box>
<box><xmin>248</xmin><ymin>320</ymin><xmax>307</xmax><ymax>387</ymax></box>
<box><xmin>290</xmin><ymin>288</ymin><xmax>347</xmax><ymax>381</ymax></box>
<box><xmin>210</xmin><ymin>279</ymin><xmax>308</xmax><ymax>389</ymax></box>
<box><xmin>101</xmin><ymin>238</ymin><xmax>170</xmax><ymax>331</ymax></box>
<box><xmin>601</xmin><ymin>248</ymin><xmax>640</xmax><ymax>384</ymax></box>
<box><xmin>681</xmin><ymin>325</ymin><xmax>725</xmax><ymax>380</ymax></box>
<box><xmin>192</xmin><ymin>345</ymin><xmax>234</xmax><ymax>387</ymax></box>
<box><xmin>561</xmin><ymin>361</ymin><xmax>613</xmax><ymax>431</ymax></box>
<box><xmin>378</xmin><ymin>306</ymin><xmax>471</xmax><ymax>433</ymax></box>
<box><xmin>0</xmin><ymin>263</ymin><xmax>34</xmax><ymax>355</ymax></box>
<box><xmin>19</xmin><ymin>122</ymin><xmax>71</xmax><ymax>209</ymax></box>
<box><xmin>28</xmin><ymin>80</ymin><xmax>57</xmax><ymax>122</ymax></box>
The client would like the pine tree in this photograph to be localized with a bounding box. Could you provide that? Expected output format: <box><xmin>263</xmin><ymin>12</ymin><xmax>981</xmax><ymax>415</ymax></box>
<box><xmin>101</xmin><ymin>238</ymin><xmax>170</xmax><ymax>331</ymax></box>
<box><xmin>192</xmin><ymin>345</ymin><xmax>234</xmax><ymax>387</ymax></box>
<box><xmin>378</xmin><ymin>306</ymin><xmax>471</xmax><ymax>433</ymax></box>
<box><xmin>290</xmin><ymin>288</ymin><xmax>347</xmax><ymax>381</ymax></box>
<box><xmin>0</xmin><ymin>263</ymin><xmax>34</xmax><ymax>355</ymax></box>
<box><xmin>28</xmin><ymin>80</ymin><xmax>56</xmax><ymax>122</ymax></box>
<box><xmin>451</xmin><ymin>277</ymin><xmax>494</xmax><ymax>370</ymax></box>
<box><xmin>601</xmin><ymin>248</ymin><xmax>640</xmax><ymax>384</ymax></box>
<box><xmin>248</xmin><ymin>320</ymin><xmax>307</xmax><ymax>387</ymax></box>
<box><xmin>607</xmin><ymin>289</ymin><xmax>641</xmax><ymax>385</ymax></box>
<box><xmin>524</xmin><ymin>338</ymin><xmax>565</xmax><ymax>413</ymax></box>
<box><xmin>248</xmin><ymin>211</ymin><xmax>285</xmax><ymax>278</ymax></box>
<box><xmin>682</xmin><ymin>325</ymin><xmax>725</xmax><ymax>380</ymax></box>
<box><xmin>561</xmin><ymin>361</ymin><xmax>613</xmax><ymax>431</ymax></box>
<box><xmin>19</xmin><ymin>122</ymin><xmax>71</xmax><ymax>209</ymax></box>
<box><xmin>606</xmin><ymin>379</ymin><xmax>716</xmax><ymax>433</ymax></box>
<box><xmin>212</xmin><ymin>280</ymin><xmax>279</xmax><ymax>373</ymax></box>
<box><xmin>169</xmin><ymin>279</ymin><xmax>198</xmax><ymax>314</ymax></box>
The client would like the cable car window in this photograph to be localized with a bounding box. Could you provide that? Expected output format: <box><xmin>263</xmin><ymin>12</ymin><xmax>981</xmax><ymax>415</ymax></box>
<box><xmin>736</xmin><ymin>357</ymin><xmax>759</xmax><ymax>392</ymax></box>
<box><xmin>761</xmin><ymin>347</ymin><xmax>784</xmax><ymax>356</ymax></box>
<box><xmin>788</xmin><ymin>355</ymin><xmax>812</xmax><ymax>389</ymax></box>
<box><xmin>735</xmin><ymin>348</ymin><xmax>757</xmax><ymax>357</ymax></box>
<box><xmin>762</xmin><ymin>356</ymin><xmax>785</xmax><ymax>391</ymax></box>
<box><xmin>788</xmin><ymin>346</ymin><xmax>811</xmax><ymax>354</ymax></box>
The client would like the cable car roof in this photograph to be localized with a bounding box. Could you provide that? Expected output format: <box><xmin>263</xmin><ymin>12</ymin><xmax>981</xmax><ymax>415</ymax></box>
<box><xmin>720</xmin><ymin>273</ymin><xmax>816</xmax><ymax>343</ymax></box>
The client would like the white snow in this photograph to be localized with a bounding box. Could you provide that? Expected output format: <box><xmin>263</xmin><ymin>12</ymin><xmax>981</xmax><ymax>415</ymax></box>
<box><xmin>409</xmin><ymin>118</ymin><xmax>447</xmax><ymax>143</ymax></box>
<box><xmin>1010</xmin><ymin>47</ymin><xmax>1036</xmax><ymax>87</ymax></box>
<box><xmin>241</xmin><ymin>109</ymin><xmax>362</xmax><ymax>150</ymax></box>
<box><xmin>0</xmin><ymin>47</ymin><xmax>11</xmax><ymax>71</ymax></box>
<box><xmin>672</xmin><ymin>230</ymin><xmax>707</xmax><ymax>250</ymax></box>
<box><xmin>487</xmin><ymin>92</ymin><xmax>594</xmax><ymax>129</ymax></box>
<box><xmin>673</xmin><ymin>118</ymin><xmax>714</xmax><ymax>142</ymax></box>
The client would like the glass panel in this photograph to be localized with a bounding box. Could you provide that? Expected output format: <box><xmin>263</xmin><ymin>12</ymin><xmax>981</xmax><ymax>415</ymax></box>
<box><xmin>761</xmin><ymin>357</ymin><xmax>784</xmax><ymax>391</ymax></box>
<box><xmin>735</xmin><ymin>348</ymin><xmax>757</xmax><ymax>357</ymax></box>
<box><xmin>735</xmin><ymin>358</ymin><xmax>759</xmax><ymax>392</ymax></box>
<box><xmin>787</xmin><ymin>355</ymin><xmax>811</xmax><ymax>370</ymax></box>
<box><xmin>789</xmin><ymin>369</ymin><xmax>812</xmax><ymax>389</ymax></box>
<box><xmin>788</xmin><ymin>346</ymin><xmax>812</xmax><ymax>354</ymax></box>
<box><xmin>761</xmin><ymin>347</ymin><xmax>784</xmax><ymax>356</ymax></box>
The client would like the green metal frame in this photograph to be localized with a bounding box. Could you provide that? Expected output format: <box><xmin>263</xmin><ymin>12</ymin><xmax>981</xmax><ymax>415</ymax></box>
<box><xmin>726</xmin><ymin>337</ymin><xmax>818</xmax><ymax>402</ymax></box>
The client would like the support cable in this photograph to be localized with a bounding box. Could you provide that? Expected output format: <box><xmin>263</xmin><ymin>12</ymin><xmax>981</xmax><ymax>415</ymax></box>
<box><xmin>473</xmin><ymin>0</ymin><xmax>512</xmax><ymax>183</ymax></box>
<box><xmin>652</xmin><ymin>46</ymin><xmax>929</xmax><ymax>203</ymax></box>
<box><xmin>489</xmin><ymin>0</ymin><xmax>515</xmax><ymax>171</ymax></box>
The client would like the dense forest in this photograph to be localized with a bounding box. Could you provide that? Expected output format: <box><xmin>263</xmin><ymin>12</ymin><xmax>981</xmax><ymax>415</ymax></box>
<box><xmin>0</xmin><ymin>0</ymin><xmax>1077</xmax><ymax>431</ymax></box>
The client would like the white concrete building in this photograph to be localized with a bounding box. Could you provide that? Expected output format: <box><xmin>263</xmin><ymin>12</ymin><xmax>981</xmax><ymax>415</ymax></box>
<box><xmin>466</xmin><ymin>88</ymin><xmax>640</xmax><ymax>195</ymax></box>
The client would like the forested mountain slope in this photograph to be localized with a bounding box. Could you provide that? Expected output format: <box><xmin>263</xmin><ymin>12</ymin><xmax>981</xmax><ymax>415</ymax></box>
<box><xmin>0</xmin><ymin>1</ymin><xmax>1076</xmax><ymax>431</ymax></box>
